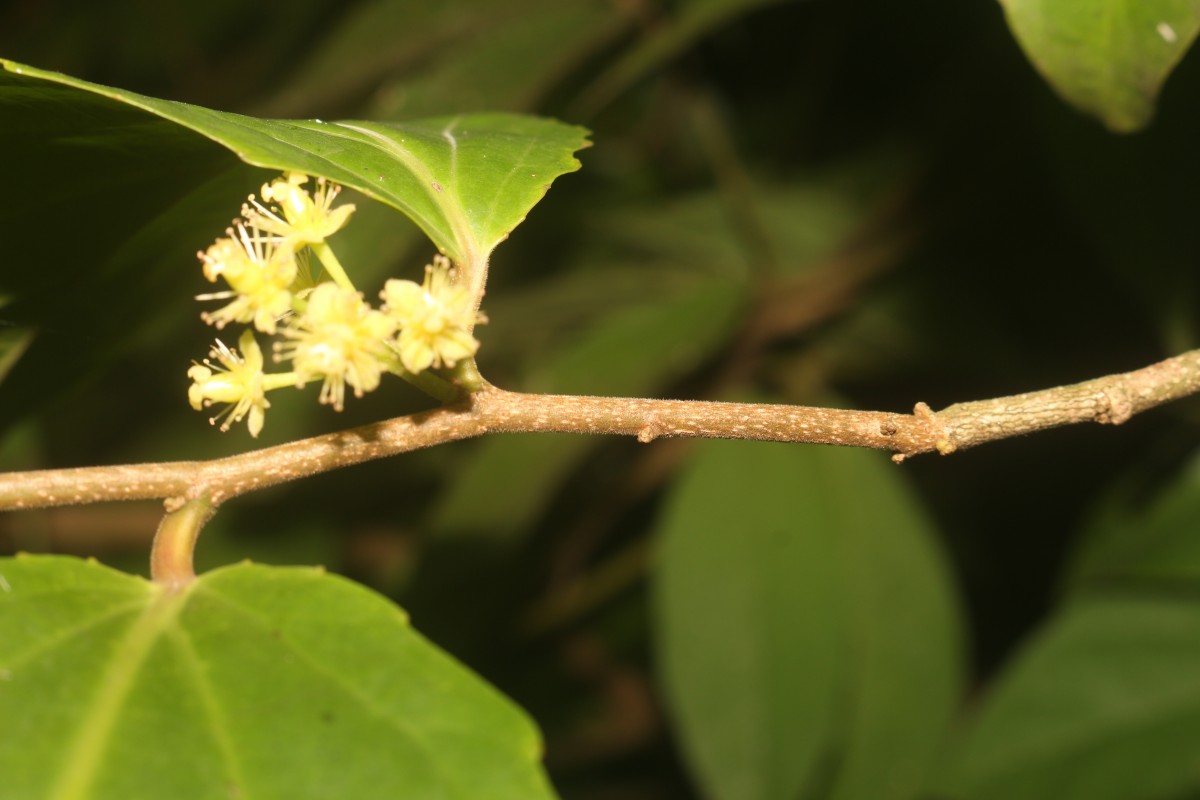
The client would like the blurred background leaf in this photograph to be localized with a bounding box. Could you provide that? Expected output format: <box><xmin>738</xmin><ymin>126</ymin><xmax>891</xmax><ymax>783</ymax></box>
<box><xmin>937</xmin><ymin>443</ymin><xmax>1200</xmax><ymax>799</ymax></box>
<box><xmin>937</xmin><ymin>594</ymin><xmax>1200</xmax><ymax>800</ymax></box>
<box><xmin>654</xmin><ymin>437</ymin><xmax>962</xmax><ymax>800</ymax></box>
<box><xmin>1066</xmin><ymin>446</ymin><xmax>1200</xmax><ymax>590</ymax></box>
<box><xmin>1000</xmin><ymin>0</ymin><xmax>1200</xmax><ymax>131</ymax></box>
<box><xmin>430</xmin><ymin>275</ymin><xmax>748</xmax><ymax>540</ymax></box>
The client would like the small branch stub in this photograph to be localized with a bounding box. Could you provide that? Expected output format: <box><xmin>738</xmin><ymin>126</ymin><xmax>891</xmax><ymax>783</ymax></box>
<box><xmin>914</xmin><ymin>401</ymin><xmax>955</xmax><ymax>455</ymax></box>
<box><xmin>637</xmin><ymin>417</ymin><xmax>665</xmax><ymax>443</ymax></box>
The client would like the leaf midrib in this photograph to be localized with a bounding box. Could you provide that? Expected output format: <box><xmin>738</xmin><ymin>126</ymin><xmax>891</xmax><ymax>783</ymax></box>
<box><xmin>332</xmin><ymin>120</ymin><xmax>479</xmax><ymax>265</ymax></box>
<box><xmin>49</xmin><ymin>587</ymin><xmax>189</xmax><ymax>800</ymax></box>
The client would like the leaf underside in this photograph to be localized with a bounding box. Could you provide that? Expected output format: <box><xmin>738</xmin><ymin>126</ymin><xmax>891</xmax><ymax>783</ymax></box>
<box><xmin>0</xmin><ymin>58</ymin><xmax>590</xmax><ymax>267</ymax></box>
<box><xmin>0</xmin><ymin>58</ymin><xmax>588</xmax><ymax>424</ymax></box>
<box><xmin>1000</xmin><ymin>0</ymin><xmax>1200</xmax><ymax>131</ymax></box>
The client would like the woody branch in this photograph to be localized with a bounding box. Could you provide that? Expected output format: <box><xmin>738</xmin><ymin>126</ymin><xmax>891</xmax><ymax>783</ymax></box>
<box><xmin>1</xmin><ymin>348</ymin><xmax>1199</xmax><ymax>513</ymax></box>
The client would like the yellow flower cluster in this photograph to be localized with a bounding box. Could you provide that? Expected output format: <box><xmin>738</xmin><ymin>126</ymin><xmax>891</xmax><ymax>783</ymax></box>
<box><xmin>196</xmin><ymin>222</ymin><xmax>296</xmax><ymax>334</ymax></box>
<box><xmin>277</xmin><ymin>283</ymin><xmax>395</xmax><ymax>412</ymax></box>
<box><xmin>187</xmin><ymin>331</ymin><xmax>270</xmax><ymax>437</ymax></box>
<box><xmin>188</xmin><ymin>173</ymin><xmax>482</xmax><ymax>437</ymax></box>
<box><xmin>382</xmin><ymin>255</ymin><xmax>480</xmax><ymax>374</ymax></box>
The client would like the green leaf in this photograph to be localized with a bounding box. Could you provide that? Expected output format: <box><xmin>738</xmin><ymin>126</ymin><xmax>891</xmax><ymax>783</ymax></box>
<box><xmin>0</xmin><ymin>68</ymin><xmax>262</xmax><ymax>420</ymax></box>
<box><xmin>0</xmin><ymin>59</ymin><xmax>590</xmax><ymax>266</ymax></box>
<box><xmin>653</xmin><ymin>439</ymin><xmax>962</xmax><ymax>800</ymax></box>
<box><xmin>0</xmin><ymin>59</ymin><xmax>587</xmax><ymax>428</ymax></box>
<box><xmin>1066</xmin><ymin>449</ymin><xmax>1200</xmax><ymax>591</ymax></box>
<box><xmin>941</xmin><ymin>451</ymin><xmax>1200</xmax><ymax>799</ymax></box>
<box><xmin>938</xmin><ymin>595</ymin><xmax>1200</xmax><ymax>800</ymax></box>
<box><xmin>1000</xmin><ymin>0</ymin><xmax>1200</xmax><ymax>131</ymax></box>
<box><xmin>0</xmin><ymin>555</ymin><xmax>556</xmax><ymax>800</ymax></box>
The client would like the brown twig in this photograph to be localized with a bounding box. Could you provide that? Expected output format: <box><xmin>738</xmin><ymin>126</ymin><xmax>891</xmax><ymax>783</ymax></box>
<box><xmin>2</xmin><ymin>349</ymin><xmax>1199</xmax><ymax>513</ymax></box>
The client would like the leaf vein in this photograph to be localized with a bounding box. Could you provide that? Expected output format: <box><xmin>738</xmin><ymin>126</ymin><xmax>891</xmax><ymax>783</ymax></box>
<box><xmin>331</xmin><ymin>121</ymin><xmax>476</xmax><ymax>261</ymax></box>
<box><xmin>169</xmin><ymin>626</ymin><xmax>249</xmax><ymax>797</ymax></box>
<box><xmin>194</xmin><ymin>583</ymin><xmax>483</xmax><ymax>799</ymax></box>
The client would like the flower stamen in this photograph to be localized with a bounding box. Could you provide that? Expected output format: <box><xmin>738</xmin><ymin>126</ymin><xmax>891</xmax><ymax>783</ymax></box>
<box><xmin>187</xmin><ymin>331</ymin><xmax>271</xmax><ymax>437</ymax></box>
<box><xmin>197</xmin><ymin>221</ymin><xmax>296</xmax><ymax>334</ymax></box>
<box><xmin>243</xmin><ymin>172</ymin><xmax>355</xmax><ymax>248</ymax></box>
<box><xmin>277</xmin><ymin>283</ymin><xmax>395</xmax><ymax>411</ymax></box>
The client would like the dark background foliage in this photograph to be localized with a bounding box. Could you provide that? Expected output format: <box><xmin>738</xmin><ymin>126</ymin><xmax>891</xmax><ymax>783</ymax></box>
<box><xmin>4</xmin><ymin>1</ymin><xmax>1200</xmax><ymax>797</ymax></box>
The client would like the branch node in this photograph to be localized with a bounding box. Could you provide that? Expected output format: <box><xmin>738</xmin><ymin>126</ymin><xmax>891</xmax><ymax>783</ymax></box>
<box><xmin>914</xmin><ymin>401</ymin><xmax>956</xmax><ymax>455</ymax></box>
<box><xmin>637</xmin><ymin>419</ymin><xmax>664</xmax><ymax>444</ymax></box>
<box><xmin>1100</xmin><ymin>386</ymin><xmax>1134</xmax><ymax>425</ymax></box>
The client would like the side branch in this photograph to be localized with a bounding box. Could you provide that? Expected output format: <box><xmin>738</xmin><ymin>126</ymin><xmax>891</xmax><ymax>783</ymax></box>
<box><xmin>922</xmin><ymin>348</ymin><xmax>1200</xmax><ymax>455</ymax></box>
<box><xmin>2</xmin><ymin>349</ymin><xmax>1199</xmax><ymax>512</ymax></box>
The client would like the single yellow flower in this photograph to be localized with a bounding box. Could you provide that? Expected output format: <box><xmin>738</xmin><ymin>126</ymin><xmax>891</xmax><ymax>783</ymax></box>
<box><xmin>187</xmin><ymin>331</ymin><xmax>270</xmax><ymax>437</ymax></box>
<box><xmin>278</xmin><ymin>283</ymin><xmax>395</xmax><ymax>411</ymax></box>
<box><xmin>381</xmin><ymin>256</ymin><xmax>480</xmax><ymax>373</ymax></box>
<box><xmin>197</xmin><ymin>222</ymin><xmax>297</xmax><ymax>334</ymax></box>
<box><xmin>243</xmin><ymin>172</ymin><xmax>355</xmax><ymax>247</ymax></box>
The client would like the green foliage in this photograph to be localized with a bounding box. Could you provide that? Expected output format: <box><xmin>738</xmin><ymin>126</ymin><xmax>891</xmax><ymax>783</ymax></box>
<box><xmin>1000</xmin><ymin>0</ymin><xmax>1200</xmax><ymax>131</ymax></box>
<box><xmin>937</xmin><ymin>448</ymin><xmax>1200</xmax><ymax>799</ymax></box>
<box><xmin>0</xmin><ymin>60</ymin><xmax>590</xmax><ymax>268</ymax></box>
<box><xmin>4</xmin><ymin>1</ymin><xmax>1200</xmax><ymax>798</ymax></box>
<box><xmin>1066</xmin><ymin>451</ymin><xmax>1200</xmax><ymax>588</ymax></box>
<box><xmin>0</xmin><ymin>68</ymin><xmax>263</xmax><ymax>425</ymax></box>
<box><xmin>938</xmin><ymin>595</ymin><xmax>1200</xmax><ymax>800</ymax></box>
<box><xmin>0</xmin><ymin>555</ymin><xmax>553</xmax><ymax>800</ymax></box>
<box><xmin>654</xmin><ymin>438</ymin><xmax>962</xmax><ymax>800</ymax></box>
<box><xmin>0</xmin><ymin>59</ymin><xmax>587</xmax><ymax>432</ymax></box>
